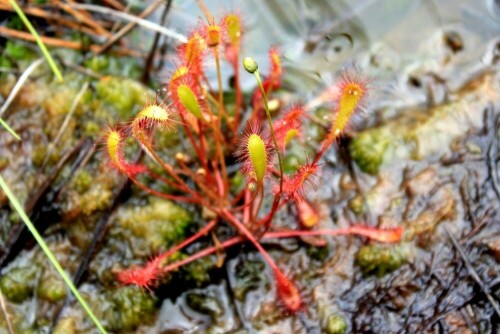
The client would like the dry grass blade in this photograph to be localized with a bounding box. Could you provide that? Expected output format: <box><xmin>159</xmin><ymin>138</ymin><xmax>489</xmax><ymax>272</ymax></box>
<box><xmin>0</xmin><ymin>3</ymin><xmax>103</xmax><ymax>37</ymax></box>
<box><xmin>0</xmin><ymin>26</ymin><xmax>145</xmax><ymax>58</ymax></box>
<box><xmin>96</xmin><ymin>0</ymin><xmax>163</xmax><ymax>55</ymax></box>
<box><xmin>444</xmin><ymin>225</ymin><xmax>500</xmax><ymax>318</ymax></box>
<box><xmin>70</xmin><ymin>3</ymin><xmax>187</xmax><ymax>43</ymax></box>
<box><xmin>0</xmin><ymin>58</ymin><xmax>44</xmax><ymax>117</ymax></box>
<box><xmin>0</xmin><ymin>290</ymin><xmax>14</xmax><ymax>334</ymax></box>
<box><xmin>42</xmin><ymin>82</ymin><xmax>89</xmax><ymax>168</ymax></box>
<box><xmin>56</xmin><ymin>0</ymin><xmax>111</xmax><ymax>38</ymax></box>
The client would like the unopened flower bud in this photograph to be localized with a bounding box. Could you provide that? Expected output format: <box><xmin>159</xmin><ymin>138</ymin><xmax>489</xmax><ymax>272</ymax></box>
<box><xmin>243</xmin><ymin>57</ymin><xmax>258</xmax><ymax>73</ymax></box>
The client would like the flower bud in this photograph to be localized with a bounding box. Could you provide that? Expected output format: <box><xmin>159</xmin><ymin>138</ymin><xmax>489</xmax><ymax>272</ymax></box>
<box><xmin>243</xmin><ymin>57</ymin><xmax>258</xmax><ymax>74</ymax></box>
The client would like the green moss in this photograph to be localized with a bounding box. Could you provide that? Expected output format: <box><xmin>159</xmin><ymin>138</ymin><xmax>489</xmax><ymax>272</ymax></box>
<box><xmin>0</xmin><ymin>267</ymin><xmax>36</xmax><ymax>303</ymax></box>
<box><xmin>4</xmin><ymin>41</ymin><xmax>37</xmax><ymax>63</ymax></box>
<box><xmin>118</xmin><ymin>199</ymin><xmax>193</xmax><ymax>253</ymax></box>
<box><xmin>83</xmin><ymin>120</ymin><xmax>100</xmax><ymax>137</ymax></box>
<box><xmin>78</xmin><ymin>184</ymin><xmax>113</xmax><ymax>216</ymax></box>
<box><xmin>325</xmin><ymin>315</ymin><xmax>347</xmax><ymax>334</ymax></box>
<box><xmin>350</xmin><ymin>128</ymin><xmax>392</xmax><ymax>175</ymax></box>
<box><xmin>355</xmin><ymin>243</ymin><xmax>411</xmax><ymax>276</ymax></box>
<box><xmin>0</xmin><ymin>56</ymin><xmax>13</xmax><ymax>69</ymax></box>
<box><xmin>92</xmin><ymin>286</ymin><xmax>155</xmax><ymax>332</ymax></box>
<box><xmin>53</xmin><ymin>317</ymin><xmax>76</xmax><ymax>334</ymax></box>
<box><xmin>84</xmin><ymin>55</ymin><xmax>142</xmax><ymax>78</ymax></box>
<box><xmin>31</xmin><ymin>144</ymin><xmax>47</xmax><ymax>167</ymax></box>
<box><xmin>0</xmin><ymin>157</ymin><xmax>9</xmax><ymax>170</ymax></box>
<box><xmin>71</xmin><ymin>170</ymin><xmax>92</xmax><ymax>194</ymax></box>
<box><xmin>181</xmin><ymin>256</ymin><xmax>213</xmax><ymax>286</ymax></box>
<box><xmin>96</xmin><ymin>76</ymin><xmax>148</xmax><ymax>118</ymax></box>
<box><xmin>84</xmin><ymin>55</ymin><xmax>110</xmax><ymax>73</ymax></box>
<box><xmin>348</xmin><ymin>195</ymin><xmax>365</xmax><ymax>215</ymax></box>
<box><xmin>37</xmin><ymin>273</ymin><xmax>67</xmax><ymax>302</ymax></box>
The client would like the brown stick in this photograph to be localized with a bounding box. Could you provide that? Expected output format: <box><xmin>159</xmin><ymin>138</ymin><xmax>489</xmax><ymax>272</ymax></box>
<box><xmin>0</xmin><ymin>4</ymin><xmax>100</xmax><ymax>37</ymax></box>
<box><xmin>101</xmin><ymin>0</ymin><xmax>126</xmax><ymax>11</ymax></box>
<box><xmin>95</xmin><ymin>0</ymin><xmax>163</xmax><ymax>55</ymax></box>
<box><xmin>0</xmin><ymin>26</ymin><xmax>145</xmax><ymax>58</ymax></box>
<box><xmin>56</xmin><ymin>1</ymin><xmax>112</xmax><ymax>37</ymax></box>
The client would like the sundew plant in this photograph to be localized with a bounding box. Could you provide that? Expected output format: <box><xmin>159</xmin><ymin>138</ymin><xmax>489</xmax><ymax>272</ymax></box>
<box><xmin>104</xmin><ymin>4</ymin><xmax>403</xmax><ymax>313</ymax></box>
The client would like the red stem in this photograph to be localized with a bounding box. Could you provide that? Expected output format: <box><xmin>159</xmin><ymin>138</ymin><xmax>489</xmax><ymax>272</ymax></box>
<box><xmin>129</xmin><ymin>177</ymin><xmax>200</xmax><ymax>204</ymax></box>
<box><xmin>159</xmin><ymin>225</ymin><xmax>403</xmax><ymax>274</ymax></box>
<box><xmin>221</xmin><ymin>209</ymin><xmax>280</xmax><ymax>272</ymax></box>
<box><xmin>265</xmin><ymin>225</ymin><xmax>403</xmax><ymax>243</ymax></box>
<box><xmin>157</xmin><ymin>219</ymin><xmax>218</xmax><ymax>264</ymax></box>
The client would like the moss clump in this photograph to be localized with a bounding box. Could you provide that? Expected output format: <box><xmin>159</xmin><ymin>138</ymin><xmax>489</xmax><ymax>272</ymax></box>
<box><xmin>325</xmin><ymin>315</ymin><xmax>347</xmax><ymax>334</ymax></box>
<box><xmin>350</xmin><ymin>128</ymin><xmax>392</xmax><ymax>175</ymax></box>
<box><xmin>181</xmin><ymin>256</ymin><xmax>214</xmax><ymax>286</ymax></box>
<box><xmin>4</xmin><ymin>41</ymin><xmax>36</xmax><ymax>62</ymax></box>
<box><xmin>0</xmin><ymin>267</ymin><xmax>36</xmax><ymax>303</ymax></box>
<box><xmin>348</xmin><ymin>194</ymin><xmax>365</xmax><ymax>215</ymax></box>
<box><xmin>74</xmin><ymin>184</ymin><xmax>113</xmax><ymax>216</ymax></box>
<box><xmin>93</xmin><ymin>286</ymin><xmax>155</xmax><ymax>332</ymax></box>
<box><xmin>71</xmin><ymin>170</ymin><xmax>93</xmax><ymax>194</ymax></box>
<box><xmin>0</xmin><ymin>157</ymin><xmax>9</xmax><ymax>170</ymax></box>
<box><xmin>118</xmin><ymin>199</ymin><xmax>193</xmax><ymax>253</ymax></box>
<box><xmin>53</xmin><ymin>317</ymin><xmax>76</xmax><ymax>334</ymax></box>
<box><xmin>96</xmin><ymin>76</ymin><xmax>148</xmax><ymax>118</ymax></box>
<box><xmin>355</xmin><ymin>243</ymin><xmax>411</xmax><ymax>276</ymax></box>
<box><xmin>37</xmin><ymin>273</ymin><xmax>67</xmax><ymax>302</ymax></box>
<box><xmin>84</xmin><ymin>55</ymin><xmax>142</xmax><ymax>78</ymax></box>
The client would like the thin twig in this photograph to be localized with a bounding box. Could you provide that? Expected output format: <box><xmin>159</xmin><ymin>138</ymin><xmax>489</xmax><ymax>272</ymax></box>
<box><xmin>0</xmin><ymin>58</ymin><xmax>44</xmax><ymax>117</ymax></box>
<box><xmin>55</xmin><ymin>1</ymin><xmax>111</xmax><ymax>38</ymax></box>
<box><xmin>0</xmin><ymin>3</ymin><xmax>104</xmax><ymax>37</ymax></box>
<box><xmin>102</xmin><ymin>0</ymin><xmax>126</xmax><ymax>11</ymax></box>
<box><xmin>444</xmin><ymin>224</ymin><xmax>500</xmax><ymax>318</ymax></box>
<box><xmin>95</xmin><ymin>0</ymin><xmax>163</xmax><ymax>55</ymax></box>
<box><xmin>142</xmin><ymin>0</ymin><xmax>172</xmax><ymax>83</ymax></box>
<box><xmin>0</xmin><ymin>290</ymin><xmax>14</xmax><ymax>334</ymax></box>
<box><xmin>0</xmin><ymin>26</ymin><xmax>144</xmax><ymax>58</ymax></box>
<box><xmin>70</xmin><ymin>3</ymin><xmax>187</xmax><ymax>43</ymax></box>
<box><xmin>42</xmin><ymin>82</ymin><xmax>89</xmax><ymax>168</ymax></box>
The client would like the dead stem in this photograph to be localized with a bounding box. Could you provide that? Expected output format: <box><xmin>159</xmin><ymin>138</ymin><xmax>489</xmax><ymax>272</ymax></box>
<box><xmin>95</xmin><ymin>0</ymin><xmax>163</xmax><ymax>55</ymax></box>
<box><xmin>0</xmin><ymin>26</ymin><xmax>144</xmax><ymax>57</ymax></box>
<box><xmin>444</xmin><ymin>225</ymin><xmax>500</xmax><ymax>318</ymax></box>
<box><xmin>0</xmin><ymin>290</ymin><xmax>14</xmax><ymax>334</ymax></box>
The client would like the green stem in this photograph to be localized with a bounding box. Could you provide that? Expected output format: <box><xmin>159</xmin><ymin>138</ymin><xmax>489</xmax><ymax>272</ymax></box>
<box><xmin>253</xmin><ymin>70</ymin><xmax>284</xmax><ymax>193</ymax></box>
<box><xmin>0</xmin><ymin>175</ymin><xmax>106</xmax><ymax>333</ymax></box>
<box><xmin>8</xmin><ymin>0</ymin><xmax>63</xmax><ymax>82</ymax></box>
<box><xmin>214</xmin><ymin>49</ymin><xmax>224</xmax><ymax>109</ymax></box>
<box><xmin>0</xmin><ymin>117</ymin><xmax>20</xmax><ymax>140</ymax></box>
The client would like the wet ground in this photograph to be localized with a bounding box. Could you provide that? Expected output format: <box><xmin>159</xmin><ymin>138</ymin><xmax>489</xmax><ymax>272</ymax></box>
<box><xmin>0</xmin><ymin>1</ymin><xmax>499</xmax><ymax>333</ymax></box>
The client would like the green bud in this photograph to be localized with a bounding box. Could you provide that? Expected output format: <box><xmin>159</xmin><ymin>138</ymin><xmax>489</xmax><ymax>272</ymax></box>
<box><xmin>177</xmin><ymin>84</ymin><xmax>204</xmax><ymax>120</ymax></box>
<box><xmin>247</xmin><ymin>134</ymin><xmax>267</xmax><ymax>184</ymax></box>
<box><xmin>243</xmin><ymin>57</ymin><xmax>258</xmax><ymax>74</ymax></box>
